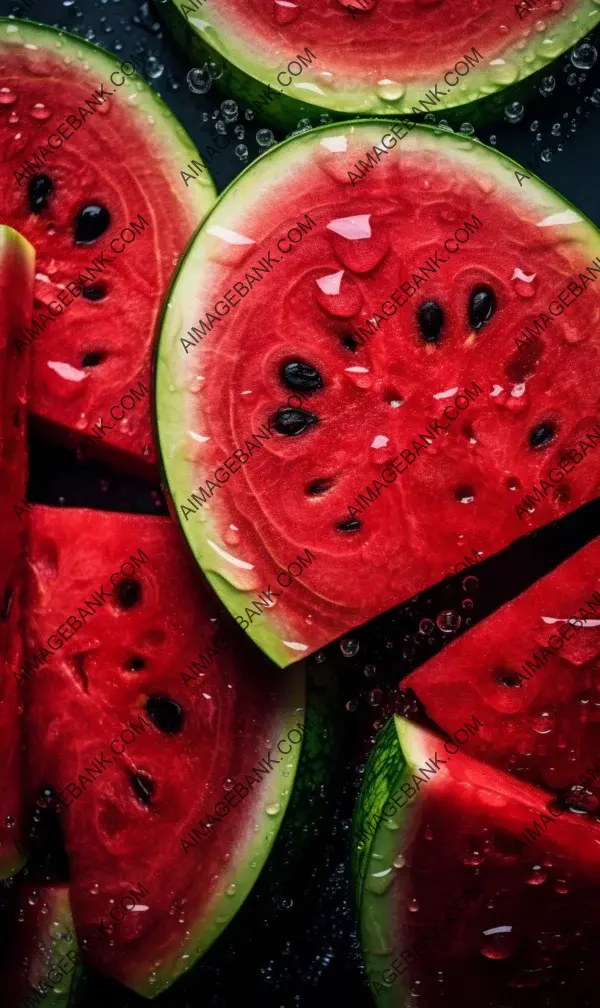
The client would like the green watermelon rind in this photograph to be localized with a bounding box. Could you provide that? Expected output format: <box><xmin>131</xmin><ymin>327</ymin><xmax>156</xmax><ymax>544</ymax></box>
<box><xmin>21</xmin><ymin>887</ymin><xmax>83</xmax><ymax>1008</ymax></box>
<box><xmin>353</xmin><ymin>716</ymin><xmax>427</xmax><ymax>1008</ymax></box>
<box><xmin>132</xmin><ymin>664</ymin><xmax>307</xmax><ymax>998</ymax></box>
<box><xmin>155</xmin><ymin>120</ymin><xmax>600</xmax><ymax>668</ymax></box>
<box><xmin>0</xmin><ymin>18</ymin><xmax>216</xmax><ymax>214</ymax></box>
<box><xmin>161</xmin><ymin>0</ymin><xmax>600</xmax><ymax>126</ymax></box>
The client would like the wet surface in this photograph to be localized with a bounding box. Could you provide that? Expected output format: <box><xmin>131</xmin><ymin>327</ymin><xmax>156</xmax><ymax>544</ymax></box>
<box><xmin>3</xmin><ymin>0</ymin><xmax>600</xmax><ymax>1004</ymax></box>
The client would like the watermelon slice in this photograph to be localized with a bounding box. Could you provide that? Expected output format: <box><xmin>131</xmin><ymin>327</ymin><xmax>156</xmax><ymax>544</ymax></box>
<box><xmin>22</xmin><ymin>506</ymin><xmax>306</xmax><ymax>997</ymax></box>
<box><xmin>155</xmin><ymin>122</ymin><xmax>600</xmax><ymax>667</ymax></box>
<box><xmin>0</xmin><ymin>19</ymin><xmax>215</xmax><ymax>475</ymax></box>
<box><xmin>2</xmin><ymin>883</ymin><xmax>81</xmax><ymax>1007</ymax></box>
<box><xmin>163</xmin><ymin>0</ymin><xmax>600</xmax><ymax>124</ymax></box>
<box><xmin>355</xmin><ymin>715</ymin><xmax>600</xmax><ymax>1007</ymax></box>
<box><xmin>403</xmin><ymin>535</ymin><xmax>600</xmax><ymax>804</ymax></box>
<box><xmin>0</xmin><ymin>224</ymin><xmax>34</xmax><ymax>878</ymax></box>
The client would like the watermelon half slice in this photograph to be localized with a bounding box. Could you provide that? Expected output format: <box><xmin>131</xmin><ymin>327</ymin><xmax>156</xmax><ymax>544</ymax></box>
<box><xmin>0</xmin><ymin>224</ymin><xmax>34</xmax><ymax>878</ymax></box>
<box><xmin>404</xmin><ymin>535</ymin><xmax>600</xmax><ymax>803</ymax></box>
<box><xmin>163</xmin><ymin>0</ymin><xmax>600</xmax><ymax>124</ymax></box>
<box><xmin>0</xmin><ymin>19</ymin><xmax>215</xmax><ymax>475</ymax></box>
<box><xmin>155</xmin><ymin>122</ymin><xmax>600</xmax><ymax>667</ymax></box>
<box><xmin>355</xmin><ymin>715</ymin><xmax>600</xmax><ymax>1007</ymax></box>
<box><xmin>23</xmin><ymin>506</ymin><xmax>305</xmax><ymax>997</ymax></box>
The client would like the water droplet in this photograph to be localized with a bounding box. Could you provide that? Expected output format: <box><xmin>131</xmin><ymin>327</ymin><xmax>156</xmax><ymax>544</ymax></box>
<box><xmin>481</xmin><ymin>932</ymin><xmax>515</xmax><ymax>959</ymax></box>
<box><xmin>187</xmin><ymin>66</ymin><xmax>211</xmax><ymax>94</ymax></box>
<box><xmin>504</xmin><ymin>101</ymin><xmax>524</xmax><ymax>123</ymax></box>
<box><xmin>234</xmin><ymin>144</ymin><xmax>249</xmax><ymax>160</ymax></box>
<box><xmin>245</xmin><ymin>108</ymin><xmax>255</xmax><ymax>120</ymax></box>
<box><xmin>408</xmin><ymin>897</ymin><xmax>420</xmax><ymax>912</ymax></box>
<box><xmin>541</xmin><ymin>148</ymin><xmax>553</xmax><ymax>162</ymax></box>
<box><xmin>551</xmin><ymin>122</ymin><xmax>562</xmax><ymax>135</ymax></box>
<box><xmin>530</xmin><ymin>119</ymin><xmax>540</xmax><ymax>131</ymax></box>
<box><xmin>145</xmin><ymin>55</ymin><xmax>164</xmax><ymax>79</ymax></box>
<box><xmin>393</xmin><ymin>853</ymin><xmax>406</xmax><ymax>868</ymax></box>
<box><xmin>364</xmin><ymin>663</ymin><xmax>376</xmax><ymax>677</ymax></box>
<box><xmin>90</xmin><ymin>882</ymin><xmax>100</xmax><ymax>894</ymax></box>
<box><xmin>0</xmin><ymin>87</ymin><xmax>17</xmax><ymax>105</ymax></box>
<box><xmin>223</xmin><ymin>777</ymin><xmax>234</xmax><ymax>791</ymax></box>
<box><xmin>531</xmin><ymin>710</ymin><xmax>554</xmax><ymax>734</ymax></box>
<box><xmin>345</xmin><ymin>698</ymin><xmax>357</xmax><ymax>712</ymax></box>
<box><xmin>489</xmin><ymin>134</ymin><xmax>497</xmax><ymax>145</ymax></box>
<box><xmin>591</xmin><ymin>88</ymin><xmax>600</xmax><ymax>104</ymax></box>
<box><xmin>4</xmin><ymin>815</ymin><xmax>14</xmax><ymax>828</ymax></box>
<box><xmin>526</xmin><ymin>864</ymin><xmax>548</xmax><ymax>885</ymax></box>
<box><xmin>225</xmin><ymin>883</ymin><xmax>236</xmax><ymax>896</ymax></box>
<box><xmin>368</xmin><ymin>688</ymin><xmax>383</xmax><ymax>707</ymax></box>
<box><xmin>234</xmin><ymin>124</ymin><xmax>245</xmax><ymax>139</ymax></box>
<box><xmin>27</xmin><ymin>890</ymin><xmax>40</xmax><ymax>905</ymax></box>
<box><xmin>462</xmin><ymin>598</ymin><xmax>473</xmax><ymax>610</ymax></box>
<box><xmin>459</xmin><ymin>122</ymin><xmax>475</xmax><ymax>135</ymax></box>
<box><xmin>436</xmin><ymin>610</ymin><xmax>461</xmax><ymax>633</ymax></box>
<box><xmin>265</xmin><ymin>802</ymin><xmax>281</xmax><ymax>816</ymax></box>
<box><xmin>30</xmin><ymin>102</ymin><xmax>51</xmax><ymax>120</ymax></box>
<box><xmin>539</xmin><ymin>75</ymin><xmax>556</xmax><ymax>96</ymax></box>
<box><xmin>419</xmin><ymin>618</ymin><xmax>434</xmax><ymax>635</ymax></box>
<box><xmin>340</xmin><ymin>638</ymin><xmax>359</xmax><ymax>657</ymax></box>
<box><xmin>256</xmin><ymin>128</ymin><xmax>275</xmax><ymax>147</ymax></box>
<box><xmin>567</xmin><ymin>72</ymin><xmax>578</xmax><ymax>85</ymax></box>
<box><xmin>571</xmin><ymin>41</ymin><xmax>597</xmax><ymax>69</ymax></box>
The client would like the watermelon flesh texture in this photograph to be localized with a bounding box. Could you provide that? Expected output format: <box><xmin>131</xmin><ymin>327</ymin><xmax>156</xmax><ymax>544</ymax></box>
<box><xmin>3</xmin><ymin>883</ymin><xmax>80</xmax><ymax>1007</ymax></box>
<box><xmin>166</xmin><ymin>0</ymin><xmax>600</xmax><ymax>120</ymax></box>
<box><xmin>0</xmin><ymin>19</ymin><xmax>215</xmax><ymax>475</ymax></box>
<box><xmin>156</xmin><ymin>122</ymin><xmax>600</xmax><ymax>667</ymax></box>
<box><xmin>358</xmin><ymin>716</ymin><xmax>600</xmax><ymax>1008</ymax></box>
<box><xmin>404</xmin><ymin>536</ymin><xmax>600</xmax><ymax>806</ymax></box>
<box><xmin>0</xmin><ymin>225</ymin><xmax>34</xmax><ymax>878</ymax></box>
<box><xmin>23</xmin><ymin>507</ymin><xmax>305</xmax><ymax>997</ymax></box>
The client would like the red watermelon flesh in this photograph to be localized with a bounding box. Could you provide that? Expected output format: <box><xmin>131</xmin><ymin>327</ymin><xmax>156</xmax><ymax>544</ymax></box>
<box><xmin>23</xmin><ymin>506</ymin><xmax>305</xmax><ymax>997</ymax></box>
<box><xmin>0</xmin><ymin>19</ymin><xmax>214</xmax><ymax>475</ymax></box>
<box><xmin>156</xmin><ymin>123</ymin><xmax>600</xmax><ymax>666</ymax></box>
<box><xmin>169</xmin><ymin>0</ymin><xmax>598</xmax><ymax>120</ymax></box>
<box><xmin>404</xmin><ymin>536</ymin><xmax>600</xmax><ymax>806</ymax></box>
<box><xmin>359</xmin><ymin>717</ymin><xmax>600</xmax><ymax>1008</ymax></box>
<box><xmin>0</xmin><ymin>225</ymin><xmax>34</xmax><ymax>878</ymax></box>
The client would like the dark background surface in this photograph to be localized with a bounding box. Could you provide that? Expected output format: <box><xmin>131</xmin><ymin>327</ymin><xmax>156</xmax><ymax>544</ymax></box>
<box><xmin>3</xmin><ymin>0</ymin><xmax>600</xmax><ymax>1005</ymax></box>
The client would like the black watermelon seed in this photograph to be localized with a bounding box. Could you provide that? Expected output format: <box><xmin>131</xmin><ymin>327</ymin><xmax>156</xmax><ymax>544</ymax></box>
<box><xmin>417</xmin><ymin>301</ymin><xmax>444</xmax><ymax>343</ymax></box>
<box><xmin>1</xmin><ymin>585</ymin><xmax>13</xmax><ymax>620</ymax></box>
<box><xmin>273</xmin><ymin>408</ymin><xmax>319</xmax><ymax>436</ymax></box>
<box><xmin>337</xmin><ymin>517</ymin><xmax>361</xmax><ymax>532</ymax></box>
<box><xmin>145</xmin><ymin>695</ymin><xmax>184</xmax><ymax>734</ymax></box>
<box><xmin>494</xmin><ymin>670</ymin><xmax>521</xmax><ymax>688</ymax></box>
<box><xmin>307</xmin><ymin>477</ymin><xmax>334</xmax><ymax>496</ymax></box>
<box><xmin>28</xmin><ymin>174</ymin><xmax>53</xmax><ymax>214</ymax></box>
<box><xmin>130</xmin><ymin>772</ymin><xmax>155</xmax><ymax>805</ymax></box>
<box><xmin>341</xmin><ymin>333</ymin><xmax>359</xmax><ymax>352</ymax></box>
<box><xmin>468</xmin><ymin>285</ymin><xmax>496</xmax><ymax>331</ymax></box>
<box><xmin>82</xmin><ymin>284</ymin><xmax>107</xmax><ymax>302</ymax></box>
<box><xmin>74</xmin><ymin>204</ymin><xmax>111</xmax><ymax>244</ymax></box>
<box><xmin>81</xmin><ymin>351</ymin><xmax>105</xmax><ymax>367</ymax></box>
<box><xmin>281</xmin><ymin>361</ymin><xmax>323</xmax><ymax>392</ymax></box>
<box><xmin>529</xmin><ymin>421</ymin><xmax>556</xmax><ymax>450</ymax></box>
<box><xmin>117</xmin><ymin>579</ymin><xmax>142</xmax><ymax>609</ymax></box>
<box><xmin>126</xmin><ymin>655</ymin><xmax>145</xmax><ymax>671</ymax></box>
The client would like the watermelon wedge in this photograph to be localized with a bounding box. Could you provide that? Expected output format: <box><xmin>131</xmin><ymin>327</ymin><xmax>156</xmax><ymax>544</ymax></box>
<box><xmin>163</xmin><ymin>0</ymin><xmax>600</xmax><ymax>124</ymax></box>
<box><xmin>0</xmin><ymin>19</ymin><xmax>215</xmax><ymax>475</ymax></box>
<box><xmin>22</xmin><ymin>506</ymin><xmax>306</xmax><ymax>997</ymax></box>
<box><xmin>355</xmin><ymin>715</ymin><xmax>600</xmax><ymax>1008</ymax></box>
<box><xmin>0</xmin><ymin>224</ymin><xmax>34</xmax><ymax>878</ymax></box>
<box><xmin>403</xmin><ymin>535</ymin><xmax>600</xmax><ymax>804</ymax></box>
<box><xmin>155</xmin><ymin>122</ymin><xmax>600</xmax><ymax>667</ymax></box>
<box><xmin>2</xmin><ymin>883</ymin><xmax>81</xmax><ymax>1008</ymax></box>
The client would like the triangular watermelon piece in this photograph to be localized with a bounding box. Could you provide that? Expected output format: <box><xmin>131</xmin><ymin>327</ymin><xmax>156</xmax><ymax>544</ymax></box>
<box><xmin>355</xmin><ymin>715</ymin><xmax>600</xmax><ymax>1008</ymax></box>
<box><xmin>156</xmin><ymin>122</ymin><xmax>600</xmax><ymax>666</ymax></box>
<box><xmin>0</xmin><ymin>19</ymin><xmax>215</xmax><ymax>475</ymax></box>
<box><xmin>404</xmin><ymin>536</ymin><xmax>600</xmax><ymax>803</ymax></box>
<box><xmin>23</xmin><ymin>507</ymin><xmax>306</xmax><ymax>997</ymax></box>
<box><xmin>0</xmin><ymin>224</ymin><xmax>34</xmax><ymax>878</ymax></box>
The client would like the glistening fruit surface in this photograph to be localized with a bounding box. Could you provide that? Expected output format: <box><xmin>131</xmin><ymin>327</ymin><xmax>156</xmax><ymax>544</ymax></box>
<box><xmin>156</xmin><ymin>121</ymin><xmax>600</xmax><ymax>666</ymax></box>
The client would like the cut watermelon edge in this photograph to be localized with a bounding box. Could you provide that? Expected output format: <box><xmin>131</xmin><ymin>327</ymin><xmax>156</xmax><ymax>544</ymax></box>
<box><xmin>155</xmin><ymin>119</ymin><xmax>600</xmax><ymax>669</ymax></box>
